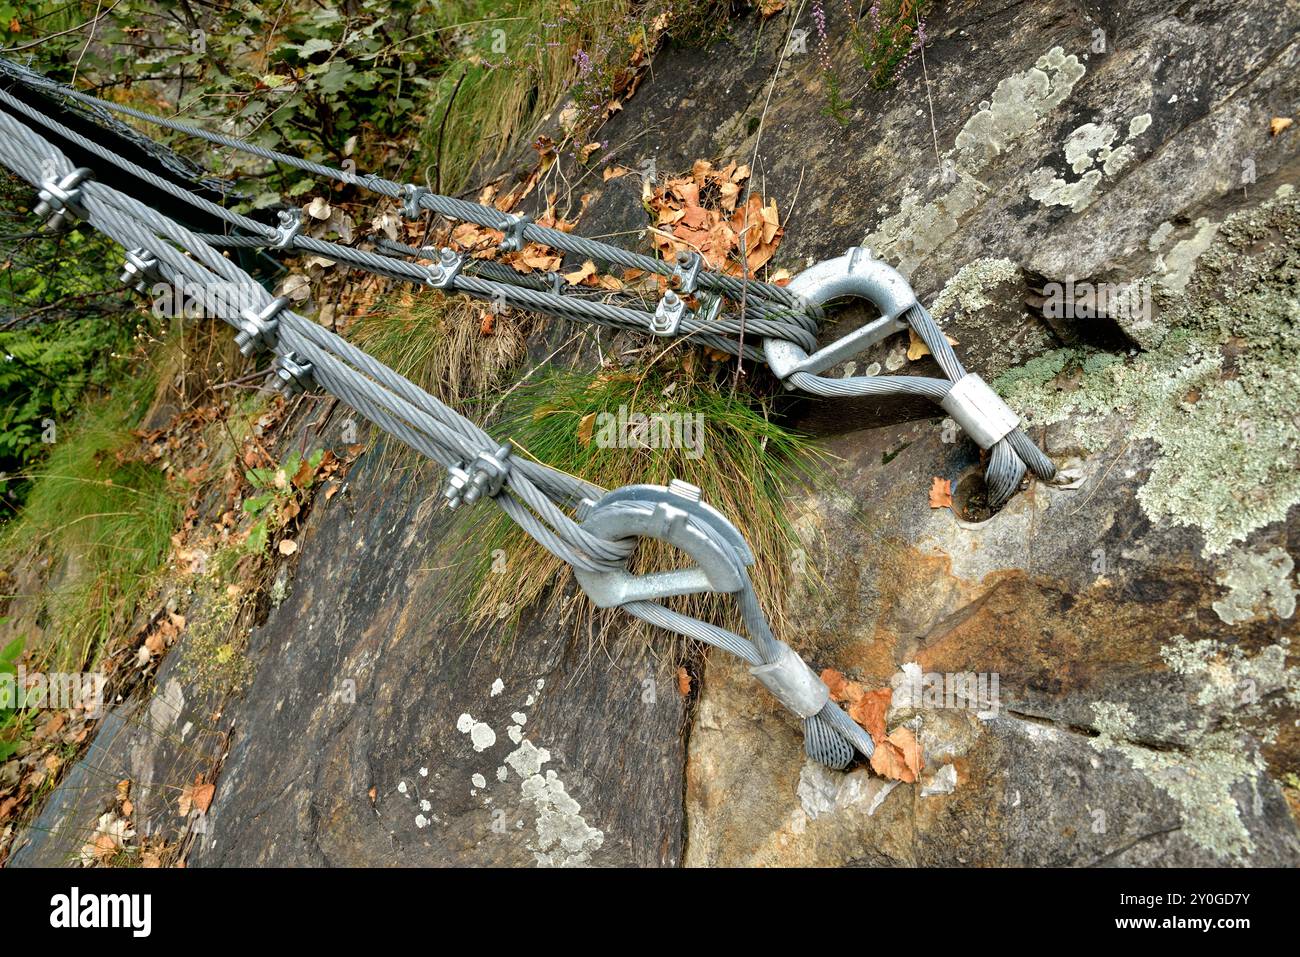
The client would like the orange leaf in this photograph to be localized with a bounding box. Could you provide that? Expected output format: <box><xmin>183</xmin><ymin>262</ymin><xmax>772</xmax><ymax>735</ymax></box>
<box><xmin>848</xmin><ymin>688</ymin><xmax>892</xmax><ymax>745</ymax></box>
<box><xmin>929</xmin><ymin>477</ymin><xmax>953</xmax><ymax>509</ymax></box>
<box><xmin>676</xmin><ymin>666</ymin><xmax>692</xmax><ymax>696</ymax></box>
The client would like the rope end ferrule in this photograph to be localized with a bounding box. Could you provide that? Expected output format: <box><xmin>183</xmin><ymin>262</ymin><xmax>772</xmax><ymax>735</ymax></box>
<box><xmin>940</xmin><ymin>373</ymin><xmax>1020</xmax><ymax>448</ymax></box>
<box><xmin>749</xmin><ymin>642</ymin><xmax>830</xmax><ymax>719</ymax></box>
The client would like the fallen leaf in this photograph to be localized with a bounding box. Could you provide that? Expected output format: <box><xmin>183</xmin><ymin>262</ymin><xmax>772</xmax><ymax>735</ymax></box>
<box><xmin>579</xmin><ymin>142</ymin><xmax>603</xmax><ymax>162</ymax></box>
<box><xmin>870</xmin><ymin>727</ymin><xmax>924</xmax><ymax>782</ymax></box>
<box><xmin>305</xmin><ymin>196</ymin><xmax>331</xmax><ymax>220</ymax></box>
<box><xmin>278</xmin><ymin>539</ymin><xmax>298</xmax><ymax>556</ymax></box>
<box><xmin>603</xmin><ymin>165</ymin><xmax>632</xmax><ymax>181</ymax></box>
<box><xmin>929</xmin><ymin>477</ymin><xmax>953</xmax><ymax>509</ymax></box>
<box><xmin>759</xmin><ymin>0</ymin><xmax>787</xmax><ymax>16</ymax></box>
<box><xmin>848</xmin><ymin>688</ymin><xmax>892</xmax><ymax>744</ymax></box>
<box><xmin>907</xmin><ymin>327</ymin><xmax>960</xmax><ymax>361</ymax></box>
<box><xmin>1271</xmin><ymin>116</ymin><xmax>1293</xmax><ymax>136</ymax></box>
<box><xmin>676</xmin><ymin>666</ymin><xmax>691</xmax><ymax>696</ymax></box>
<box><xmin>563</xmin><ymin>260</ymin><xmax>599</xmax><ymax>285</ymax></box>
<box><xmin>577</xmin><ymin>411</ymin><xmax>597</xmax><ymax>446</ymax></box>
<box><xmin>179</xmin><ymin>777</ymin><xmax>216</xmax><ymax>817</ymax></box>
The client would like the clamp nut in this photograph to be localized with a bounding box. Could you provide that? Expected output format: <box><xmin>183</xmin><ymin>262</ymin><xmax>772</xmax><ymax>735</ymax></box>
<box><xmin>425</xmin><ymin>248</ymin><xmax>464</xmax><ymax>289</ymax></box>
<box><xmin>269</xmin><ymin>208</ymin><xmax>303</xmax><ymax>250</ymax></box>
<box><xmin>651</xmin><ymin>290</ymin><xmax>685</xmax><ymax>336</ymax></box>
<box><xmin>273</xmin><ymin>351</ymin><xmax>314</xmax><ymax>397</ymax></box>
<box><xmin>235</xmin><ymin>296</ymin><xmax>289</xmax><ymax>357</ymax></box>
<box><xmin>443</xmin><ymin>442</ymin><xmax>512</xmax><ymax>508</ymax></box>
<box><xmin>671</xmin><ymin>250</ymin><xmax>703</xmax><ymax>295</ymax></box>
<box><xmin>120</xmin><ymin>248</ymin><xmax>160</xmax><ymax>292</ymax></box>
<box><xmin>34</xmin><ymin>167</ymin><xmax>94</xmax><ymax>231</ymax></box>
<box><xmin>498</xmin><ymin>213</ymin><xmax>532</xmax><ymax>253</ymax></box>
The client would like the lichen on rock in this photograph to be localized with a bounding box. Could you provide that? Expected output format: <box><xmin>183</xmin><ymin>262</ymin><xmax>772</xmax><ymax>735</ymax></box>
<box><xmin>995</xmin><ymin>190</ymin><xmax>1300</xmax><ymax>555</ymax></box>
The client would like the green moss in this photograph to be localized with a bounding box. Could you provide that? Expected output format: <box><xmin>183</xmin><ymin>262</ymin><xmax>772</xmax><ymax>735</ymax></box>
<box><xmin>994</xmin><ymin>191</ymin><xmax>1300</xmax><ymax>555</ymax></box>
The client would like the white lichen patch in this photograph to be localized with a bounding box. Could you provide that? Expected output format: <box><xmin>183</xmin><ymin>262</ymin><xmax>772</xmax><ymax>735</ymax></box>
<box><xmin>501</xmin><ymin>738</ymin><xmax>602</xmax><ymax>866</ymax></box>
<box><xmin>456</xmin><ymin>712</ymin><xmax>497</xmax><ymax>752</ymax></box>
<box><xmin>865</xmin><ymin>47</ymin><xmax>1085</xmax><ymax>273</ymax></box>
<box><xmin>1027</xmin><ymin>111</ymin><xmax>1152</xmax><ymax>212</ymax></box>
<box><xmin>930</xmin><ymin>258</ymin><xmax>1021</xmax><ymax>321</ymax></box>
<box><xmin>471</xmin><ymin>773</ymin><xmax>487</xmax><ymax>789</ymax></box>
<box><xmin>520</xmin><ymin>771</ymin><xmax>604</xmax><ymax>867</ymax></box>
<box><xmin>1212</xmin><ymin>547</ymin><xmax>1298</xmax><ymax>624</ymax></box>
<box><xmin>994</xmin><ymin>192</ymin><xmax>1300</xmax><ymax>554</ymax></box>
<box><xmin>490</xmin><ymin>678</ymin><xmax>504</xmax><ymax>696</ymax></box>
<box><xmin>1089</xmin><ymin>636</ymin><xmax>1300</xmax><ymax>862</ymax></box>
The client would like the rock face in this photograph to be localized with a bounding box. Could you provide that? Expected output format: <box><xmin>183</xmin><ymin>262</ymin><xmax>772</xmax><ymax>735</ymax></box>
<box><xmin>13</xmin><ymin>0</ymin><xmax>1299</xmax><ymax>866</ymax></box>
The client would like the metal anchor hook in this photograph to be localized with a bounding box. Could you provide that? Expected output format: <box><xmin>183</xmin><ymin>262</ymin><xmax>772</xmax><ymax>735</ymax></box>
<box><xmin>762</xmin><ymin>246</ymin><xmax>918</xmax><ymax>380</ymax></box>
<box><xmin>574</xmin><ymin>479</ymin><xmax>754</xmax><ymax>608</ymax></box>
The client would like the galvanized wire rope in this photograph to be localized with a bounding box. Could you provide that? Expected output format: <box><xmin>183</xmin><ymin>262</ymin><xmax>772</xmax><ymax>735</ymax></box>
<box><xmin>1</xmin><ymin>63</ymin><xmax>1053</xmax><ymax>511</ymax></box>
<box><xmin>0</xmin><ymin>99</ymin><xmax>886</xmax><ymax>770</ymax></box>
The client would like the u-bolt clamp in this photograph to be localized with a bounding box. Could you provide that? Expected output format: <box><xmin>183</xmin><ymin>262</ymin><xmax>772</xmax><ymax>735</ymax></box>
<box><xmin>670</xmin><ymin>250</ymin><xmax>703</xmax><ymax>294</ymax></box>
<box><xmin>269</xmin><ymin>208</ymin><xmax>303</xmax><ymax>250</ymax></box>
<box><xmin>235</xmin><ymin>296</ymin><xmax>290</xmax><ymax>356</ymax></box>
<box><xmin>120</xmin><ymin>248</ymin><xmax>160</xmax><ymax>293</ymax></box>
<box><xmin>425</xmin><ymin>247</ymin><xmax>464</xmax><ymax>290</ymax></box>
<box><xmin>498</xmin><ymin>213</ymin><xmax>532</xmax><ymax>253</ymax></box>
<box><xmin>762</xmin><ymin>246</ymin><xmax>917</xmax><ymax>380</ymax></box>
<box><xmin>273</xmin><ymin>351</ymin><xmax>314</xmax><ymax>397</ymax></box>
<box><xmin>34</xmin><ymin>167</ymin><xmax>94</xmax><ymax>231</ymax></box>
<box><xmin>574</xmin><ymin>479</ymin><xmax>754</xmax><ymax>608</ymax></box>
<box><xmin>401</xmin><ymin>184</ymin><xmax>430</xmax><ymax>219</ymax></box>
<box><xmin>651</xmin><ymin>290</ymin><xmax>686</xmax><ymax>336</ymax></box>
<box><xmin>443</xmin><ymin>442</ymin><xmax>512</xmax><ymax>509</ymax></box>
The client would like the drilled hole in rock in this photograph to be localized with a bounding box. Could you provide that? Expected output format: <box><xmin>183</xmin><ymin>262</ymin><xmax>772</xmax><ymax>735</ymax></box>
<box><xmin>951</xmin><ymin>470</ymin><xmax>1002</xmax><ymax>524</ymax></box>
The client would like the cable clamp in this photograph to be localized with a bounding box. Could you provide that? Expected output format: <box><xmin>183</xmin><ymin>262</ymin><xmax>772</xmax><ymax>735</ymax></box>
<box><xmin>119</xmin><ymin>248</ymin><xmax>160</xmax><ymax>293</ymax></box>
<box><xmin>424</xmin><ymin>247</ymin><xmax>464</xmax><ymax>289</ymax></box>
<box><xmin>443</xmin><ymin>442</ymin><xmax>512</xmax><ymax>509</ymax></box>
<box><xmin>670</xmin><ymin>250</ymin><xmax>703</xmax><ymax>295</ymax></box>
<box><xmin>273</xmin><ymin>351</ymin><xmax>314</xmax><ymax>397</ymax></box>
<box><xmin>401</xmin><ymin>184</ymin><xmax>430</xmax><ymax>219</ymax></box>
<box><xmin>34</xmin><ymin>167</ymin><xmax>94</xmax><ymax>230</ymax></box>
<box><xmin>651</xmin><ymin>290</ymin><xmax>686</xmax><ymax>336</ymax></box>
<box><xmin>498</xmin><ymin>213</ymin><xmax>532</xmax><ymax>253</ymax></box>
<box><xmin>939</xmin><ymin>373</ymin><xmax>1020</xmax><ymax>448</ymax></box>
<box><xmin>235</xmin><ymin>296</ymin><xmax>290</xmax><ymax>356</ymax></box>
<box><xmin>269</xmin><ymin>208</ymin><xmax>303</xmax><ymax>250</ymax></box>
<box><xmin>749</xmin><ymin>642</ymin><xmax>831</xmax><ymax>719</ymax></box>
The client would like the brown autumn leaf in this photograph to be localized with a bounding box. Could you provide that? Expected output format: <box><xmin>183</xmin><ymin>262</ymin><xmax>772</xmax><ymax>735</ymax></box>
<box><xmin>562</xmin><ymin>260</ymin><xmax>599</xmax><ymax>285</ymax></box>
<box><xmin>479</xmin><ymin>310</ymin><xmax>496</xmax><ymax>335</ymax></box>
<box><xmin>602</xmin><ymin>165</ymin><xmax>632</xmax><ymax>181</ymax></box>
<box><xmin>178</xmin><ymin>776</ymin><xmax>215</xmax><ymax>817</ymax></box>
<box><xmin>676</xmin><ymin>666</ymin><xmax>691</xmax><ymax>696</ymax></box>
<box><xmin>870</xmin><ymin>727</ymin><xmax>924</xmax><ymax>782</ymax></box>
<box><xmin>140</xmin><ymin>850</ymin><xmax>162</xmax><ymax>868</ymax></box>
<box><xmin>759</xmin><ymin>0</ymin><xmax>787</xmax><ymax>16</ymax></box>
<box><xmin>929</xmin><ymin>477</ymin><xmax>953</xmax><ymax>509</ymax></box>
<box><xmin>578</xmin><ymin>142</ymin><xmax>603</xmax><ymax>162</ymax></box>
<box><xmin>278</xmin><ymin>539</ymin><xmax>298</xmax><ymax>556</ymax></box>
<box><xmin>907</xmin><ymin>327</ymin><xmax>959</xmax><ymax>361</ymax></box>
<box><xmin>1270</xmin><ymin>116</ymin><xmax>1293</xmax><ymax>136</ymax></box>
<box><xmin>848</xmin><ymin>687</ymin><xmax>892</xmax><ymax>744</ymax></box>
<box><xmin>577</xmin><ymin>411</ymin><xmax>597</xmax><ymax>447</ymax></box>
